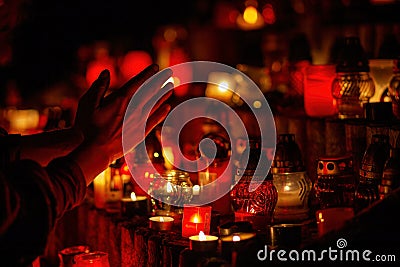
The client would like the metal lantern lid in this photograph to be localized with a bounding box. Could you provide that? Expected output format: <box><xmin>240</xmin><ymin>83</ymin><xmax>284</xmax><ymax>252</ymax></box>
<box><xmin>271</xmin><ymin>134</ymin><xmax>305</xmax><ymax>173</ymax></box>
<box><xmin>236</xmin><ymin>138</ymin><xmax>273</xmax><ymax>180</ymax></box>
<box><xmin>335</xmin><ymin>36</ymin><xmax>370</xmax><ymax>73</ymax></box>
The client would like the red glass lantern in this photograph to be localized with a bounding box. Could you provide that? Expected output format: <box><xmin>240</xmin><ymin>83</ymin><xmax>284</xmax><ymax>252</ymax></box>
<box><xmin>304</xmin><ymin>64</ymin><xmax>337</xmax><ymax>117</ymax></box>
<box><xmin>182</xmin><ymin>205</ymin><xmax>212</xmax><ymax>238</ymax></box>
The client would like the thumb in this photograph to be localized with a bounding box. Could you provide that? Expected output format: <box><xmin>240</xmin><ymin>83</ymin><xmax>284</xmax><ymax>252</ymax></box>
<box><xmin>93</xmin><ymin>69</ymin><xmax>110</xmax><ymax>106</ymax></box>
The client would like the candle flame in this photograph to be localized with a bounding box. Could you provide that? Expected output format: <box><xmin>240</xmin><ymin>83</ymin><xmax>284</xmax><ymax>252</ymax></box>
<box><xmin>199</xmin><ymin>231</ymin><xmax>206</xmax><ymax>241</ymax></box>
<box><xmin>160</xmin><ymin>217</ymin><xmax>165</xmax><ymax>222</ymax></box>
<box><xmin>243</xmin><ymin>6</ymin><xmax>258</xmax><ymax>24</ymax></box>
<box><xmin>193</xmin><ymin>215</ymin><xmax>200</xmax><ymax>223</ymax></box>
<box><xmin>218</xmin><ymin>81</ymin><xmax>229</xmax><ymax>93</ymax></box>
<box><xmin>284</xmin><ymin>185</ymin><xmax>291</xmax><ymax>191</ymax></box>
<box><xmin>232</xmin><ymin>235</ymin><xmax>241</xmax><ymax>242</ymax></box>
<box><xmin>130</xmin><ymin>192</ymin><xmax>137</xmax><ymax>201</ymax></box>
<box><xmin>166</xmin><ymin>182</ymin><xmax>173</xmax><ymax>193</ymax></box>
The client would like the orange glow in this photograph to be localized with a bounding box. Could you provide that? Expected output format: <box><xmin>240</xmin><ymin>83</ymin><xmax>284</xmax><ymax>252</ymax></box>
<box><xmin>164</xmin><ymin>28</ymin><xmax>178</xmax><ymax>42</ymax></box>
<box><xmin>243</xmin><ymin>6</ymin><xmax>258</xmax><ymax>24</ymax></box>
<box><xmin>236</xmin><ymin>3</ymin><xmax>265</xmax><ymax>30</ymax></box>
<box><xmin>119</xmin><ymin>51</ymin><xmax>153</xmax><ymax>82</ymax></box>
<box><xmin>130</xmin><ymin>192</ymin><xmax>137</xmax><ymax>201</ymax></box>
<box><xmin>192</xmin><ymin>214</ymin><xmax>201</xmax><ymax>223</ymax></box>
<box><xmin>120</xmin><ymin>162</ymin><xmax>131</xmax><ymax>175</ymax></box>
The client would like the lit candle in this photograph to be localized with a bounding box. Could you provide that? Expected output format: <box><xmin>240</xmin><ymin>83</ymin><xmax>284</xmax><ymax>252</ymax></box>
<box><xmin>189</xmin><ymin>231</ymin><xmax>219</xmax><ymax>252</ymax></box>
<box><xmin>93</xmin><ymin>169</ymin><xmax>110</xmax><ymax>209</ymax></box>
<box><xmin>149</xmin><ymin>216</ymin><xmax>174</xmax><ymax>231</ymax></box>
<box><xmin>121</xmin><ymin>192</ymin><xmax>149</xmax><ymax>217</ymax></box>
<box><xmin>192</xmin><ymin>185</ymin><xmax>200</xmax><ymax>196</ymax></box>
<box><xmin>182</xmin><ymin>205</ymin><xmax>212</xmax><ymax>238</ymax></box>
<box><xmin>220</xmin><ymin>232</ymin><xmax>256</xmax><ymax>263</ymax></box>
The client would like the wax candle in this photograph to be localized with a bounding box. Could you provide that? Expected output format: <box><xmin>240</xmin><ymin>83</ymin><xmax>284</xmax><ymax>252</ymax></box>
<box><xmin>93</xmin><ymin>169</ymin><xmax>109</xmax><ymax>209</ymax></box>
<box><xmin>220</xmin><ymin>232</ymin><xmax>257</xmax><ymax>264</ymax></box>
<box><xmin>121</xmin><ymin>192</ymin><xmax>149</xmax><ymax>217</ymax></box>
<box><xmin>149</xmin><ymin>216</ymin><xmax>174</xmax><ymax>231</ymax></box>
<box><xmin>189</xmin><ymin>231</ymin><xmax>219</xmax><ymax>252</ymax></box>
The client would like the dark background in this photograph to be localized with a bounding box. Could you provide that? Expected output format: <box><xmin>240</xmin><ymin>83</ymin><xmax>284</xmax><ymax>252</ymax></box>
<box><xmin>3</xmin><ymin>0</ymin><xmax>400</xmax><ymax>104</ymax></box>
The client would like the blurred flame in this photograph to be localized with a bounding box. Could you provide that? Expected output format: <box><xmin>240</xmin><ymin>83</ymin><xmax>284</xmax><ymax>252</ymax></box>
<box><xmin>199</xmin><ymin>231</ymin><xmax>206</xmax><ymax>241</ymax></box>
<box><xmin>233</xmin><ymin>235</ymin><xmax>241</xmax><ymax>242</ymax></box>
<box><xmin>243</xmin><ymin>6</ymin><xmax>258</xmax><ymax>24</ymax></box>
<box><xmin>131</xmin><ymin>192</ymin><xmax>137</xmax><ymax>201</ymax></box>
<box><xmin>166</xmin><ymin>182</ymin><xmax>173</xmax><ymax>193</ymax></box>
<box><xmin>192</xmin><ymin>215</ymin><xmax>200</xmax><ymax>223</ymax></box>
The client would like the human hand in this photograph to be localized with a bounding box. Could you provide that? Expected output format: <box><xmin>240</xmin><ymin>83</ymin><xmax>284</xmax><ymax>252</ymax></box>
<box><xmin>74</xmin><ymin>64</ymin><xmax>173</xmax><ymax>164</ymax></box>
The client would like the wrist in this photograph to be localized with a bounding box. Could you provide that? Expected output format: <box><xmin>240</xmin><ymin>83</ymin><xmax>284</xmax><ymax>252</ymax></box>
<box><xmin>68</xmin><ymin>142</ymin><xmax>113</xmax><ymax>185</ymax></box>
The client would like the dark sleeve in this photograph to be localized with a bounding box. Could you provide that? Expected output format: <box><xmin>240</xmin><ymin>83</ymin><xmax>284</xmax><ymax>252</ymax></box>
<box><xmin>0</xmin><ymin>156</ymin><xmax>86</xmax><ymax>267</ymax></box>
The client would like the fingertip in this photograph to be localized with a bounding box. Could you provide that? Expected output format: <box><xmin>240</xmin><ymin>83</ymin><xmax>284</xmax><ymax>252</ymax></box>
<box><xmin>151</xmin><ymin>64</ymin><xmax>159</xmax><ymax>72</ymax></box>
<box><xmin>159</xmin><ymin>67</ymin><xmax>173</xmax><ymax>76</ymax></box>
<box><xmin>98</xmin><ymin>69</ymin><xmax>110</xmax><ymax>80</ymax></box>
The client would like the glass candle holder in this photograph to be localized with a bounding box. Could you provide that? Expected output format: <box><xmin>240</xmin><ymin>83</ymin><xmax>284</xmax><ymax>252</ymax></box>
<box><xmin>272</xmin><ymin>134</ymin><xmax>312</xmax><ymax>223</ymax></box>
<box><xmin>304</xmin><ymin>64</ymin><xmax>337</xmax><ymax>118</ymax></box>
<box><xmin>147</xmin><ymin>170</ymin><xmax>193</xmax><ymax>217</ymax></box>
<box><xmin>74</xmin><ymin>251</ymin><xmax>110</xmax><ymax>267</ymax></box>
<box><xmin>388</xmin><ymin>57</ymin><xmax>400</xmax><ymax>119</ymax></box>
<box><xmin>331</xmin><ymin>36</ymin><xmax>375</xmax><ymax>119</ymax></box>
<box><xmin>58</xmin><ymin>245</ymin><xmax>90</xmax><ymax>267</ymax></box>
<box><xmin>273</xmin><ymin>172</ymin><xmax>311</xmax><ymax>223</ymax></box>
<box><xmin>148</xmin><ymin>216</ymin><xmax>174</xmax><ymax>231</ymax></box>
<box><xmin>332</xmin><ymin>72</ymin><xmax>375</xmax><ymax>119</ymax></box>
<box><xmin>369</xmin><ymin>59</ymin><xmax>394</xmax><ymax>102</ymax></box>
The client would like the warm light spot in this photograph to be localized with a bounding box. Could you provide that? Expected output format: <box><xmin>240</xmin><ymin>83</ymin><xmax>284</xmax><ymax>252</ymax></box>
<box><xmin>154</xmin><ymin>152</ymin><xmax>160</xmax><ymax>158</ymax></box>
<box><xmin>232</xmin><ymin>235</ymin><xmax>241</xmax><ymax>242</ymax></box>
<box><xmin>193</xmin><ymin>185</ymin><xmax>200</xmax><ymax>196</ymax></box>
<box><xmin>160</xmin><ymin>216</ymin><xmax>165</xmax><ymax>222</ymax></box>
<box><xmin>218</xmin><ymin>81</ymin><xmax>230</xmax><ymax>93</ymax></box>
<box><xmin>164</xmin><ymin>28</ymin><xmax>177</xmax><ymax>42</ymax></box>
<box><xmin>243</xmin><ymin>6</ymin><xmax>258</xmax><ymax>24</ymax></box>
<box><xmin>318</xmin><ymin>212</ymin><xmax>323</xmax><ymax>220</ymax></box>
<box><xmin>131</xmin><ymin>192</ymin><xmax>137</xmax><ymax>201</ymax></box>
<box><xmin>284</xmin><ymin>185</ymin><xmax>291</xmax><ymax>191</ymax></box>
<box><xmin>145</xmin><ymin>171</ymin><xmax>150</xmax><ymax>178</ymax></box>
<box><xmin>166</xmin><ymin>182</ymin><xmax>173</xmax><ymax>193</ymax></box>
<box><xmin>123</xmin><ymin>165</ymin><xmax>129</xmax><ymax>173</ymax></box>
<box><xmin>192</xmin><ymin>215</ymin><xmax>200</xmax><ymax>224</ymax></box>
<box><xmin>163</xmin><ymin>147</ymin><xmax>175</xmax><ymax>170</ymax></box>
<box><xmin>172</xmin><ymin>77</ymin><xmax>181</xmax><ymax>86</ymax></box>
<box><xmin>271</xmin><ymin>61</ymin><xmax>282</xmax><ymax>72</ymax></box>
<box><xmin>253</xmin><ymin>100</ymin><xmax>262</xmax><ymax>109</ymax></box>
<box><xmin>262</xmin><ymin>4</ymin><xmax>276</xmax><ymax>24</ymax></box>
<box><xmin>199</xmin><ymin>231</ymin><xmax>206</xmax><ymax>241</ymax></box>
